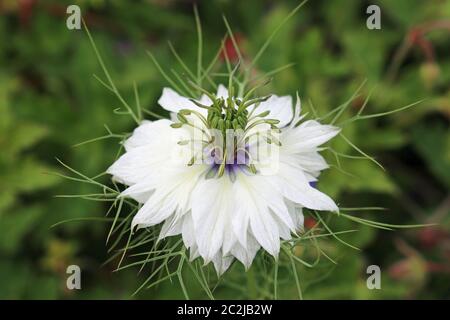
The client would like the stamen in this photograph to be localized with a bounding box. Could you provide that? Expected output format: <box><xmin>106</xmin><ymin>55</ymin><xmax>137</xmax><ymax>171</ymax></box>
<box><xmin>171</xmin><ymin>87</ymin><xmax>281</xmax><ymax>179</ymax></box>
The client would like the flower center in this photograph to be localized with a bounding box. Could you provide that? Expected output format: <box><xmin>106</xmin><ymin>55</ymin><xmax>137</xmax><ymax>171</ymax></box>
<box><xmin>171</xmin><ymin>88</ymin><xmax>283</xmax><ymax>179</ymax></box>
<box><xmin>206</xmin><ymin>97</ymin><xmax>248</xmax><ymax>131</ymax></box>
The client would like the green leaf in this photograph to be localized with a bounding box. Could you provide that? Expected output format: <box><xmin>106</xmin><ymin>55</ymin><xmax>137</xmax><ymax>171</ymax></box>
<box><xmin>6</xmin><ymin>122</ymin><xmax>48</xmax><ymax>155</ymax></box>
<box><xmin>0</xmin><ymin>206</ymin><xmax>43</xmax><ymax>254</ymax></box>
<box><xmin>361</xmin><ymin>129</ymin><xmax>407</xmax><ymax>150</ymax></box>
<box><xmin>412</xmin><ymin>123</ymin><xmax>450</xmax><ymax>188</ymax></box>
<box><xmin>0</xmin><ymin>191</ymin><xmax>14</xmax><ymax>214</ymax></box>
<box><xmin>4</xmin><ymin>157</ymin><xmax>60</xmax><ymax>192</ymax></box>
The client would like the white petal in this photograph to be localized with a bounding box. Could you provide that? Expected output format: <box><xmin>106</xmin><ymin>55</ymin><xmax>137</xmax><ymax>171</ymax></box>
<box><xmin>234</xmin><ymin>174</ymin><xmax>281</xmax><ymax>257</ymax></box>
<box><xmin>158</xmin><ymin>214</ymin><xmax>183</xmax><ymax>240</ymax></box>
<box><xmin>120</xmin><ymin>181</ymin><xmax>155</xmax><ymax>202</ymax></box>
<box><xmin>286</xmin><ymin>200</ymin><xmax>304</xmax><ymax>232</ymax></box>
<box><xmin>280</xmin><ymin>152</ymin><xmax>329</xmax><ymax>181</ymax></box>
<box><xmin>131</xmin><ymin>192</ymin><xmax>178</xmax><ymax>229</ymax></box>
<box><xmin>290</xmin><ymin>94</ymin><xmax>302</xmax><ymax>128</ymax></box>
<box><xmin>212</xmin><ymin>252</ymin><xmax>234</xmax><ymax>275</ymax></box>
<box><xmin>296</xmin><ymin>152</ymin><xmax>329</xmax><ymax>172</ymax></box>
<box><xmin>254</xmin><ymin>95</ymin><xmax>293</xmax><ymax>127</ymax></box>
<box><xmin>282</xmin><ymin>120</ymin><xmax>340</xmax><ymax>152</ymax></box>
<box><xmin>249</xmin><ymin>209</ymin><xmax>280</xmax><ymax>257</ymax></box>
<box><xmin>252</xmin><ymin>176</ymin><xmax>295</xmax><ymax>230</ymax></box>
<box><xmin>231</xmin><ymin>234</ymin><xmax>260</xmax><ymax>269</ymax></box>
<box><xmin>273</xmin><ymin>163</ymin><xmax>338</xmax><ymax>212</ymax></box>
<box><xmin>123</xmin><ymin>119</ymin><xmax>171</xmax><ymax>151</ymax></box>
<box><xmin>188</xmin><ymin>244</ymin><xmax>200</xmax><ymax>261</ymax></box>
<box><xmin>182</xmin><ymin>213</ymin><xmax>196</xmax><ymax>249</ymax></box>
<box><xmin>127</xmin><ymin>190</ymin><xmax>154</xmax><ymax>204</ymax></box>
<box><xmin>158</xmin><ymin>88</ymin><xmax>211</xmax><ymax>118</ymax></box>
<box><xmin>107</xmin><ymin>147</ymin><xmax>155</xmax><ymax>185</ymax></box>
<box><xmin>231</xmin><ymin>202</ymin><xmax>250</xmax><ymax>248</ymax></box>
<box><xmin>216</xmin><ymin>84</ymin><xmax>229</xmax><ymax>99</ymax></box>
<box><xmin>130</xmin><ymin>164</ymin><xmax>207</xmax><ymax>230</ymax></box>
<box><xmin>158</xmin><ymin>88</ymin><xmax>198</xmax><ymax>113</ymax></box>
<box><xmin>199</xmin><ymin>94</ymin><xmax>212</xmax><ymax>106</ymax></box>
<box><xmin>222</xmin><ymin>220</ymin><xmax>238</xmax><ymax>256</ymax></box>
<box><xmin>191</xmin><ymin>178</ymin><xmax>233</xmax><ymax>262</ymax></box>
<box><xmin>108</xmin><ymin>119</ymin><xmax>176</xmax><ymax>185</ymax></box>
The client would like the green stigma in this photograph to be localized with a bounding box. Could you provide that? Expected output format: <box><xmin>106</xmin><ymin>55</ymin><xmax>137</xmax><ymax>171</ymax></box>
<box><xmin>170</xmin><ymin>82</ymin><xmax>283</xmax><ymax>178</ymax></box>
<box><xmin>171</xmin><ymin>90</ymin><xmax>280</xmax><ymax>134</ymax></box>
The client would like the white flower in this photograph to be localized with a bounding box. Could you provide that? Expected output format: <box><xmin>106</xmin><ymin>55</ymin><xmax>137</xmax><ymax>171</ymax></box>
<box><xmin>107</xmin><ymin>85</ymin><xmax>340</xmax><ymax>274</ymax></box>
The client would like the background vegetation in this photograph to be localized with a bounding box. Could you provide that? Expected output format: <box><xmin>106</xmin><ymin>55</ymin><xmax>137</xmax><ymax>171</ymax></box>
<box><xmin>0</xmin><ymin>0</ymin><xmax>449</xmax><ymax>299</ymax></box>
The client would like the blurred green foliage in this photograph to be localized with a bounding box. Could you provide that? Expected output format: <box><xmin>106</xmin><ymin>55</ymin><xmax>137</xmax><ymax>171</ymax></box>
<box><xmin>0</xmin><ymin>0</ymin><xmax>449</xmax><ymax>299</ymax></box>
